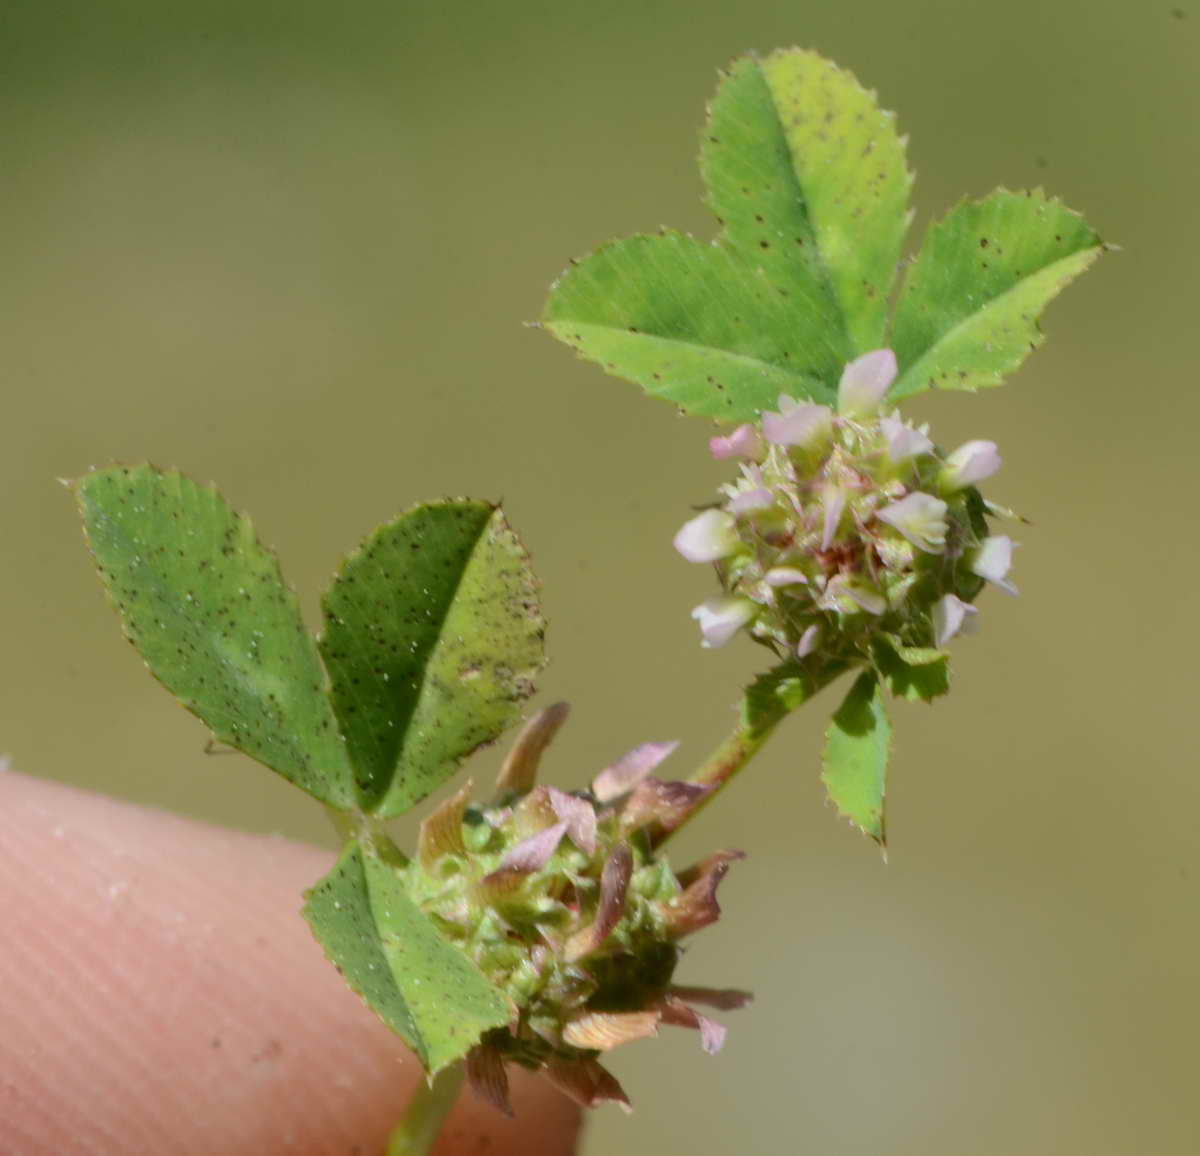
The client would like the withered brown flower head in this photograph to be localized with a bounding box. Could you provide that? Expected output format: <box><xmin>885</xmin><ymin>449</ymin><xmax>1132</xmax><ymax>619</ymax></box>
<box><xmin>405</xmin><ymin>703</ymin><xmax>751</xmax><ymax>1114</ymax></box>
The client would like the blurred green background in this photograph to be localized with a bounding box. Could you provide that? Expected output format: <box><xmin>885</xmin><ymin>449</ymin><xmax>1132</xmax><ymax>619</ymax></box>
<box><xmin>3</xmin><ymin>0</ymin><xmax>1196</xmax><ymax>1152</ymax></box>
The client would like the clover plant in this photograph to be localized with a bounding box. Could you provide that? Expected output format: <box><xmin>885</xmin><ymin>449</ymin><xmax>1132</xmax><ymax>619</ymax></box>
<box><xmin>74</xmin><ymin>48</ymin><xmax>1102</xmax><ymax>1153</ymax></box>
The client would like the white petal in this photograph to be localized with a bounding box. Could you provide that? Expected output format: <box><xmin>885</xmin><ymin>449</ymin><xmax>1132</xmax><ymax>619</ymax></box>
<box><xmin>761</xmin><ymin>402</ymin><xmax>833</xmax><ymax>447</ymax></box>
<box><xmin>876</xmin><ymin>492</ymin><xmax>949</xmax><ymax>554</ymax></box>
<box><xmin>942</xmin><ymin>440</ymin><xmax>1002</xmax><ymax>489</ymax></box>
<box><xmin>972</xmin><ymin>535</ymin><xmax>1018</xmax><ymax>594</ymax></box>
<box><xmin>673</xmin><ymin>509</ymin><xmax>739</xmax><ymax>563</ymax></box>
<box><xmin>933</xmin><ymin>593</ymin><xmax>978</xmax><ymax>647</ymax></box>
<box><xmin>690</xmin><ymin>596</ymin><xmax>757</xmax><ymax>648</ymax></box>
<box><xmin>880</xmin><ymin>416</ymin><xmax>933</xmax><ymax>461</ymax></box>
<box><xmin>837</xmin><ymin>349</ymin><xmax>897</xmax><ymax>417</ymax></box>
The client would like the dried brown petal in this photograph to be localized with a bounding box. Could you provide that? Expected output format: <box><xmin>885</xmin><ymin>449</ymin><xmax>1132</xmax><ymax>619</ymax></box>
<box><xmin>657</xmin><ymin>996</ymin><xmax>726</xmax><ymax>1055</ymax></box>
<box><xmin>667</xmin><ymin>984</ymin><xmax>754</xmax><ymax>1011</ymax></box>
<box><xmin>565</xmin><ymin>843</ymin><xmax>633</xmax><ymax>961</ymax></box>
<box><xmin>416</xmin><ymin>780</ymin><xmax>472</xmax><ymax>869</ymax></box>
<box><xmin>466</xmin><ymin>1044</ymin><xmax>513</xmax><ymax>1117</ymax></box>
<box><xmin>544</xmin><ymin>1058</ymin><xmax>632</xmax><ymax>1112</ymax></box>
<box><xmin>495</xmin><ymin>702</ymin><xmax>571</xmax><ymax>795</ymax></box>
<box><xmin>591</xmin><ymin>740</ymin><xmax>680</xmax><ymax>803</ymax></box>
<box><xmin>547</xmin><ymin>786</ymin><xmax>598</xmax><ymax>855</ymax></box>
<box><xmin>664</xmin><ymin>850</ymin><xmax>745</xmax><ymax>938</ymax></box>
<box><xmin>562</xmin><ymin>1009</ymin><xmax>661</xmax><ymax>1051</ymax></box>
<box><xmin>619</xmin><ymin>777</ymin><xmax>713</xmax><ymax>833</ymax></box>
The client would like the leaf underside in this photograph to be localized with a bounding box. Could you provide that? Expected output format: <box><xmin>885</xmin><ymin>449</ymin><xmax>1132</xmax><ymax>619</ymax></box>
<box><xmin>542</xmin><ymin>49</ymin><xmax>912</xmax><ymax>420</ymax></box>
<box><xmin>822</xmin><ymin>672</ymin><xmax>891</xmax><ymax>844</ymax></box>
<box><xmin>303</xmin><ymin>840</ymin><xmax>511</xmax><ymax>1074</ymax></box>
<box><xmin>75</xmin><ymin>465</ymin><xmax>354</xmax><ymax>808</ymax></box>
<box><xmin>319</xmin><ymin>501</ymin><xmax>545</xmax><ymax>817</ymax></box>
<box><xmin>889</xmin><ymin>189</ymin><xmax>1102</xmax><ymax>399</ymax></box>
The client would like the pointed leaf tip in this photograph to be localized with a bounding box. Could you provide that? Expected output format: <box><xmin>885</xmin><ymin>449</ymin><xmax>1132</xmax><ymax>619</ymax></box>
<box><xmin>822</xmin><ymin>672</ymin><xmax>891</xmax><ymax>844</ymax></box>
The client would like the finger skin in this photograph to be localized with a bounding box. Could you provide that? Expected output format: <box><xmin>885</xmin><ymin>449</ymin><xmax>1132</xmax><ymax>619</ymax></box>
<box><xmin>0</xmin><ymin>770</ymin><xmax>582</xmax><ymax>1155</ymax></box>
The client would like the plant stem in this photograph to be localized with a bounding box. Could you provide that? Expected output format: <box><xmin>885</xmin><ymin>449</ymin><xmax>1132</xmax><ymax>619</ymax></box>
<box><xmin>654</xmin><ymin>660</ymin><xmax>846</xmax><ymax>845</ymax></box>
<box><xmin>386</xmin><ymin>1063</ymin><xmax>465</xmax><ymax>1156</ymax></box>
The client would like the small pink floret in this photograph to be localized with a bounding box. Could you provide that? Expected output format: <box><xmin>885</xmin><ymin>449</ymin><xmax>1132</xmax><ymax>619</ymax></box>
<box><xmin>709</xmin><ymin>423</ymin><xmax>763</xmax><ymax>460</ymax></box>
<box><xmin>837</xmin><ymin>349</ymin><xmax>897</xmax><ymax>417</ymax></box>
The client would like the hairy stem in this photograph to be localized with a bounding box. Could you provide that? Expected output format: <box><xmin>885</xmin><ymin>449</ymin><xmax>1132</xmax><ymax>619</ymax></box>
<box><xmin>655</xmin><ymin>660</ymin><xmax>847</xmax><ymax>844</ymax></box>
<box><xmin>386</xmin><ymin>1063</ymin><xmax>465</xmax><ymax>1156</ymax></box>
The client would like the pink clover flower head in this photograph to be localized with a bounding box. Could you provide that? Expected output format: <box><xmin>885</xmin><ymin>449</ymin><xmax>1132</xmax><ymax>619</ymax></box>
<box><xmin>933</xmin><ymin>593</ymin><xmax>979</xmax><ymax>648</ymax></box>
<box><xmin>971</xmin><ymin>535</ymin><xmax>1018</xmax><ymax>594</ymax></box>
<box><xmin>941</xmin><ymin>440</ymin><xmax>1002</xmax><ymax>490</ymax></box>
<box><xmin>837</xmin><ymin>348</ymin><xmax>897</xmax><ymax>418</ymax></box>
<box><xmin>762</xmin><ymin>397</ymin><xmax>833</xmax><ymax>447</ymax></box>
<box><xmin>879</xmin><ymin>416</ymin><xmax>933</xmax><ymax>461</ymax></box>
<box><xmin>674</xmin><ymin>509</ymin><xmax>739</xmax><ymax>563</ymax></box>
<box><xmin>876</xmin><ymin>492</ymin><xmax>949</xmax><ymax>553</ymax></box>
<box><xmin>675</xmin><ymin>351</ymin><xmax>1016</xmax><ymax>658</ymax></box>
<box><xmin>709</xmin><ymin>423</ymin><xmax>763</xmax><ymax>460</ymax></box>
<box><xmin>691</xmin><ymin>596</ymin><xmax>757</xmax><ymax>648</ymax></box>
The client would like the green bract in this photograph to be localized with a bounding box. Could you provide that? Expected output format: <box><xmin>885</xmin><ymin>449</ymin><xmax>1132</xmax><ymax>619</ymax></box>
<box><xmin>541</xmin><ymin>49</ymin><xmax>1103</xmax><ymax>420</ymax></box>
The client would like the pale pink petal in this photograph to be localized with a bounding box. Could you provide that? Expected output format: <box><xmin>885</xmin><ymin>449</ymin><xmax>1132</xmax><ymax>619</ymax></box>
<box><xmin>657</xmin><ymin>996</ymin><xmax>727</xmax><ymax>1055</ymax></box>
<box><xmin>933</xmin><ymin>593</ymin><xmax>978</xmax><ymax>648</ymax></box>
<box><xmin>546</xmin><ymin>786</ymin><xmax>598</xmax><ymax>856</ymax></box>
<box><xmin>727</xmin><ymin>487</ymin><xmax>775</xmax><ymax>514</ymax></box>
<box><xmin>820</xmin><ymin>487</ymin><xmax>846</xmax><ymax>551</ymax></box>
<box><xmin>880</xmin><ymin>416</ymin><xmax>933</xmax><ymax>460</ymax></box>
<box><xmin>691</xmin><ymin>596</ymin><xmax>757</xmax><ymax>648</ymax></box>
<box><xmin>765</xmin><ymin>567</ymin><xmax>809</xmax><ymax>587</ymax></box>
<box><xmin>497</xmin><ymin>820</ymin><xmax>568</xmax><ymax>873</ymax></box>
<box><xmin>762</xmin><ymin>401</ymin><xmax>834</xmax><ymax>447</ymax></box>
<box><xmin>876</xmin><ymin>491</ymin><xmax>949</xmax><ymax>553</ymax></box>
<box><xmin>709</xmin><ymin>423</ymin><xmax>763</xmax><ymax>460</ymax></box>
<box><xmin>673</xmin><ymin>509</ymin><xmax>739</xmax><ymax>563</ymax></box>
<box><xmin>796</xmin><ymin>623</ymin><xmax>821</xmax><ymax>657</ymax></box>
<box><xmin>837</xmin><ymin>349</ymin><xmax>897</xmax><ymax>417</ymax></box>
<box><xmin>592</xmin><ymin>739</ymin><xmax>680</xmax><ymax>803</ymax></box>
<box><xmin>942</xmin><ymin>440</ymin><xmax>1002</xmax><ymax>489</ymax></box>
<box><xmin>972</xmin><ymin>535</ymin><xmax>1018</xmax><ymax>594</ymax></box>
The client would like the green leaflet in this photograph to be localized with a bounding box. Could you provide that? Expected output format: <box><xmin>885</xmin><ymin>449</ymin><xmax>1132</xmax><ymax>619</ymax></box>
<box><xmin>303</xmin><ymin>840</ymin><xmax>512</xmax><ymax>1074</ymax></box>
<box><xmin>822</xmin><ymin>672</ymin><xmax>891</xmax><ymax>844</ymax></box>
<box><xmin>743</xmin><ymin>659</ymin><xmax>848</xmax><ymax>735</ymax></box>
<box><xmin>542</xmin><ymin>49</ymin><xmax>911</xmax><ymax>420</ymax></box>
<box><xmin>890</xmin><ymin>190</ymin><xmax>1104</xmax><ymax>399</ymax></box>
<box><xmin>874</xmin><ymin>636</ymin><xmax>950</xmax><ymax>704</ymax></box>
<box><xmin>319</xmin><ymin>501</ymin><xmax>545</xmax><ymax>817</ymax></box>
<box><xmin>75</xmin><ymin>465</ymin><xmax>354</xmax><ymax>808</ymax></box>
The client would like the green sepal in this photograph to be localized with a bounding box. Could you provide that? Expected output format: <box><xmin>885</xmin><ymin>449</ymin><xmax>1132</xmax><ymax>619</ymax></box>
<box><xmin>318</xmin><ymin>500</ymin><xmax>545</xmax><ymax>817</ymax></box>
<box><xmin>874</xmin><ymin>636</ymin><xmax>950</xmax><ymax>703</ymax></box>
<box><xmin>890</xmin><ymin>189</ymin><xmax>1104</xmax><ymax>399</ymax></box>
<box><xmin>303</xmin><ymin>838</ymin><xmax>513</xmax><ymax>1075</ymax></box>
<box><xmin>542</xmin><ymin>48</ymin><xmax>912</xmax><ymax>420</ymax></box>
<box><xmin>821</xmin><ymin>672</ymin><xmax>891</xmax><ymax>844</ymax></box>
<box><xmin>74</xmin><ymin>465</ymin><xmax>354</xmax><ymax>809</ymax></box>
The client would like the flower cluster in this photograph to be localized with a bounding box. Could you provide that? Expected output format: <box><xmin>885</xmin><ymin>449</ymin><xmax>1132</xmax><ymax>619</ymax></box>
<box><xmin>406</xmin><ymin>704</ymin><xmax>749</xmax><ymax>1113</ymax></box>
<box><xmin>674</xmin><ymin>350</ymin><xmax>1016</xmax><ymax>662</ymax></box>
